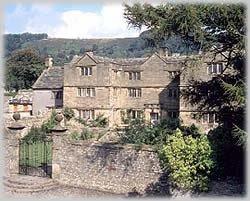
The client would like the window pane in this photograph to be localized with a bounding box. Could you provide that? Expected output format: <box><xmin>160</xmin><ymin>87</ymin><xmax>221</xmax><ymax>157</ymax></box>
<box><xmin>169</xmin><ymin>89</ymin><xmax>172</xmax><ymax>97</ymax></box>
<box><xmin>129</xmin><ymin>72</ymin><xmax>132</xmax><ymax>80</ymax></box>
<box><xmin>218</xmin><ymin>63</ymin><xmax>223</xmax><ymax>73</ymax></box>
<box><xmin>212</xmin><ymin>64</ymin><xmax>217</xmax><ymax>73</ymax></box>
<box><xmin>138</xmin><ymin>89</ymin><xmax>141</xmax><ymax>97</ymax></box>
<box><xmin>173</xmin><ymin>90</ymin><xmax>177</xmax><ymax>98</ymax></box>
<box><xmin>89</xmin><ymin>67</ymin><xmax>92</xmax><ymax>75</ymax></box>
<box><xmin>78</xmin><ymin>88</ymin><xmax>81</xmax><ymax>96</ymax></box>
<box><xmin>137</xmin><ymin>72</ymin><xmax>141</xmax><ymax>80</ymax></box>
<box><xmin>86</xmin><ymin>88</ymin><xmax>91</xmax><ymax>96</ymax></box>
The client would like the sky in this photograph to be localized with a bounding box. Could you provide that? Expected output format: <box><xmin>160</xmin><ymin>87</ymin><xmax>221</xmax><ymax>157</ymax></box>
<box><xmin>4</xmin><ymin>3</ymin><xmax>147</xmax><ymax>39</ymax></box>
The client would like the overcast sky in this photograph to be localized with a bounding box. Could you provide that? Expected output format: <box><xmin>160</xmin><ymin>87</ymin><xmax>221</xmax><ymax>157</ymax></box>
<box><xmin>4</xmin><ymin>3</ymin><xmax>147</xmax><ymax>39</ymax></box>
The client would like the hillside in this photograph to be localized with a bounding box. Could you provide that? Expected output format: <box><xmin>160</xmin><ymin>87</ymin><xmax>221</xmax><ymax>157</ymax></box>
<box><xmin>4</xmin><ymin>32</ymin><xmax>199</xmax><ymax>65</ymax></box>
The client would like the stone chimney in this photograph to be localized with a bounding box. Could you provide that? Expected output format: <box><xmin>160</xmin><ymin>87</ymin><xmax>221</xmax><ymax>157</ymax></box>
<box><xmin>45</xmin><ymin>56</ymin><xmax>53</xmax><ymax>68</ymax></box>
<box><xmin>86</xmin><ymin>51</ymin><xmax>93</xmax><ymax>56</ymax></box>
<box><xmin>158</xmin><ymin>46</ymin><xmax>171</xmax><ymax>57</ymax></box>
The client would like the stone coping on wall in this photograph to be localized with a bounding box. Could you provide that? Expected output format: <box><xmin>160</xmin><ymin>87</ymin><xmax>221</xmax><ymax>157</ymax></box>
<box><xmin>66</xmin><ymin>139</ymin><xmax>156</xmax><ymax>152</ymax></box>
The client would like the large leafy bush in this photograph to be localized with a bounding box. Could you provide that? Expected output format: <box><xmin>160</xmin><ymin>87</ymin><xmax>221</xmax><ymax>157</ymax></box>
<box><xmin>159</xmin><ymin>128</ymin><xmax>215</xmax><ymax>192</ymax></box>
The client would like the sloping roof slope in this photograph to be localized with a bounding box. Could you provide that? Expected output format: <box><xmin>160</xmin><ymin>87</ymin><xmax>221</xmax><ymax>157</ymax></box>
<box><xmin>32</xmin><ymin>66</ymin><xmax>64</xmax><ymax>89</ymax></box>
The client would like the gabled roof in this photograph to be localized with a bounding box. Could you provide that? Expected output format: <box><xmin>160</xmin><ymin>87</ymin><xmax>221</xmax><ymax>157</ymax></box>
<box><xmin>32</xmin><ymin>66</ymin><xmax>64</xmax><ymax>89</ymax></box>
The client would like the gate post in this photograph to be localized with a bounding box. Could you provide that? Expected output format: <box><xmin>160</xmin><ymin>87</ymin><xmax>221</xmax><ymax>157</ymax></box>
<box><xmin>6</xmin><ymin>113</ymin><xmax>25</xmax><ymax>176</ymax></box>
<box><xmin>51</xmin><ymin>113</ymin><xmax>67</xmax><ymax>181</ymax></box>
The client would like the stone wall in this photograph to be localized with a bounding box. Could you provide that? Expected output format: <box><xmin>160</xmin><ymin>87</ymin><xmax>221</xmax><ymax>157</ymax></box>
<box><xmin>52</xmin><ymin>135</ymin><xmax>167</xmax><ymax>194</ymax></box>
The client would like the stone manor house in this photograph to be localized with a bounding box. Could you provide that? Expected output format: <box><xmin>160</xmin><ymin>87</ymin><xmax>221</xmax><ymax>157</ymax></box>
<box><xmin>32</xmin><ymin>49</ymin><xmax>227</xmax><ymax>131</ymax></box>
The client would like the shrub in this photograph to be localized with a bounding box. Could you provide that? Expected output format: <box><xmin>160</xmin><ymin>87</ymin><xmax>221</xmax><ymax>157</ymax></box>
<box><xmin>80</xmin><ymin>128</ymin><xmax>94</xmax><ymax>140</ymax></box>
<box><xmin>159</xmin><ymin>128</ymin><xmax>215</xmax><ymax>192</ymax></box>
<box><xmin>74</xmin><ymin>117</ymin><xmax>87</xmax><ymax>125</ymax></box>
<box><xmin>41</xmin><ymin>109</ymin><xmax>57</xmax><ymax>133</ymax></box>
<box><xmin>119</xmin><ymin>118</ymin><xmax>180</xmax><ymax>146</ymax></box>
<box><xmin>90</xmin><ymin>114</ymin><xmax>108</xmax><ymax>127</ymax></box>
<box><xmin>63</xmin><ymin>107</ymin><xmax>75</xmax><ymax>121</ymax></box>
<box><xmin>70</xmin><ymin>131</ymin><xmax>81</xmax><ymax>140</ymax></box>
<box><xmin>22</xmin><ymin>126</ymin><xmax>47</xmax><ymax>142</ymax></box>
<box><xmin>208</xmin><ymin>126</ymin><xmax>245</xmax><ymax>181</ymax></box>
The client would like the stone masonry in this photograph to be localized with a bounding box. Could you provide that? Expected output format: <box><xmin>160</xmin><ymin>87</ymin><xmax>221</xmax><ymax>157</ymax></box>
<box><xmin>63</xmin><ymin>50</ymin><xmax>232</xmax><ymax>132</ymax></box>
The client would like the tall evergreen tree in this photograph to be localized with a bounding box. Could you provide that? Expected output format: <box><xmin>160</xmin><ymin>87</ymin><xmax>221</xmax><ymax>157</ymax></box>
<box><xmin>124</xmin><ymin>3</ymin><xmax>246</xmax><ymax>143</ymax></box>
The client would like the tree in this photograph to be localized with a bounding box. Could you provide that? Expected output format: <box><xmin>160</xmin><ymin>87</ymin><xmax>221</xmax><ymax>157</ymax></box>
<box><xmin>5</xmin><ymin>48</ymin><xmax>45</xmax><ymax>91</ymax></box>
<box><xmin>124</xmin><ymin>3</ymin><xmax>246</xmax><ymax>182</ymax></box>
<box><xmin>124</xmin><ymin>3</ymin><xmax>246</xmax><ymax>142</ymax></box>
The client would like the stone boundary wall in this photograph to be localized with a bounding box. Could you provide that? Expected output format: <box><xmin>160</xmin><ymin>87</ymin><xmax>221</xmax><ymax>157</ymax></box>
<box><xmin>54</xmin><ymin>136</ymin><xmax>168</xmax><ymax>194</ymax></box>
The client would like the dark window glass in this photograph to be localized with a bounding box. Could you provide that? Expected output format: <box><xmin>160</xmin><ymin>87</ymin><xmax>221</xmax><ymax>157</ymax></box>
<box><xmin>169</xmin><ymin>89</ymin><xmax>172</xmax><ymax>97</ymax></box>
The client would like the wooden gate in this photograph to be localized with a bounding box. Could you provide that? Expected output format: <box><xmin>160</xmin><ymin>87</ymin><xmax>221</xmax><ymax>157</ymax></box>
<box><xmin>19</xmin><ymin>138</ymin><xmax>52</xmax><ymax>178</ymax></box>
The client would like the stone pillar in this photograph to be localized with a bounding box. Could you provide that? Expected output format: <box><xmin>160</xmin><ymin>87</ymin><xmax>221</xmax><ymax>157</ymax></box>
<box><xmin>51</xmin><ymin>113</ymin><xmax>67</xmax><ymax>181</ymax></box>
<box><xmin>5</xmin><ymin>113</ymin><xmax>25</xmax><ymax>176</ymax></box>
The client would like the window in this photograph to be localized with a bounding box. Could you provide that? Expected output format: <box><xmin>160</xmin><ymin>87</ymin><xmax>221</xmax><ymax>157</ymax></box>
<box><xmin>127</xmin><ymin>110</ymin><xmax>142</xmax><ymax>119</ymax></box>
<box><xmin>128</xmin><ymin>88</ymin><xmax>141</xmax><ymax>98</ymax></box>
<box><xmin>128</xmin><ymin>72</ymin><xmax>141</xmax><ymax>80</ymax></box>
<box><xmin>173</xmin><ymin>89</ymin><xmax>177</xmax><ymax>98</ymax></box>
<box><xmin>78</xmin><ymin>109</ymin><xmax>95</xmax><ymax>120</ymax></box>
<box><xmin>77</xmin><ymin>88</ymin><xmax>95</xmax><ymax>97</ymax></box>
<box><xmin>202</xmin><ymin>113</ymin><xmax>218</xmax><ymax>124</ymax></box>
<box><xmin>168</xmin><ymin>89</ymin><xmax>178</xmax><ymax>98</ymax></box>
<box><xmin>169</xmin><ymin>111</ymin><xmax>178</xmax><ymax>118</ymax></box>
<box><xmin>150</xmin><ymin>112</ymin><xmax>159</xmax><ymax>125</ymax></box>
<box><xmin>81</xmin><ymin>67</ymin><xmax>92</xmax><ymax>76</ymax></box>
<box><xmin>208</xmin><ymin>63</ymin><xmax>223</xmax><ymax>75</ymax></box>
<box><xmin>169</xmin><ymin>89</ymin><xmax>172</xmax><ymax>97</ymax></box>
<box><xmin>55</xmin><ymin>91</ymin><xmax>63</xmax><ymax>99</ymax></box>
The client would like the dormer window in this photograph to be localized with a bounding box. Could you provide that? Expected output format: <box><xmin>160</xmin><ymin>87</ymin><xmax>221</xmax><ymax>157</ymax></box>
<box><xmin>81</xmin><ymin>67</ymin><xmax>92</xmax><ymax>76</ymax></box>
<box><xmin>207</xmin><ymin>63</ymin><xmax>223</xmax><ymax>75</ymax></box>
<box><xmin>128</xmin><ymin>72</ymin><xmax>141</xmax><ymax>80</ymax></box>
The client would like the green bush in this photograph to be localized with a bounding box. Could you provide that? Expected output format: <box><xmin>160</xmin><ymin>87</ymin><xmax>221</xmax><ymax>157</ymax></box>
<box><xmin>63</xmin><ymin>107</ymin><xmax>75</xmax><ymax>121</ymax></box>
<box><xmin>90</xmin><ymin>114</ymin><xmax>108</xmax><ymax>127</ymax></box>
<box><xmin>70</xmin><ymin>131</ymin><xmax>81</xmax><ymax>140</ymax></box>
<box><xmin>74</xmin><ymin>117</ymin><xmax>87</xmax><ymax>125</ymax></box>
<box><xmin>119</xmin><ymin>118</ymin><xmax>180</xmax><ymax>146</ymax></box>
<box><xmin>22</xmin><ymin>126</ymin><xmax>47</xmax><ymax>142</ymax></box>
<box><xmin>159</xmin><ymin>128</ymin><xmax>215</xmax><ymax>192</ymax></box>
<box><xmin>80</xmin><ymin>128</ymin><xmax>94</xmax><ymax>140</ymax></box>
<box><xmin>208</xmin><ymin>126</ymin><xmax>245</xmax><ymax>181</ymax></box>
<box><xmin>41</xmin><ymin>109</ymin><xmax>57</xmax><ymax>133</ymax></box>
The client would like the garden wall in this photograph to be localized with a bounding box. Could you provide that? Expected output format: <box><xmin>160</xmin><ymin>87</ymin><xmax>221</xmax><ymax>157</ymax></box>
<box><xmin>52</xmin><ymin>134</ymin><xmax>168</xmax><ymax>195</ymax></box>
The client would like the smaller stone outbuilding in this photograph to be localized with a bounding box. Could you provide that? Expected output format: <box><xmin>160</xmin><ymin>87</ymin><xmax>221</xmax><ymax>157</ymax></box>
<box><xmin>8</xmin><ymin>89</ymin><xmax>33</xmax><ymax>117</ymax></box>
<box><xmin>32</xmin><ymin>57</ymin><xmax>64</xmax><ymax>116</ymax></box>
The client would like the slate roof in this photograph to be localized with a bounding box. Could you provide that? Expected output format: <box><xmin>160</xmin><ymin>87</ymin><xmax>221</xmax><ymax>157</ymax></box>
<box><xmin>92</xmin><ymin>55</ymin><xmax>147</xmax><ymax>66</ymax></box>
<box><xmin>32</xmin><ymin>66</ymin><xmax>64</xmax><ymax>89</ymax></box>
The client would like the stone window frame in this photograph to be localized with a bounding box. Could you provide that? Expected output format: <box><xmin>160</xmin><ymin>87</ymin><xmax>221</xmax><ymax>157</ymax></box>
<box><xmin>168</xmin><ymin>111</ymin><xmax>179</xmax><ymax>119</ymax></box>
<box><xmin>207</xmin><ymin>63</ymin><xmax>223</xmax><ymax>75</ymax></box>
<box><xmin>77</xmin><ymin>87</ymin><xmax>96</xmax><ymax>97</ymax></box>
<box><xmin>80</xmin><ymin>66</ymin><xmax>93</xmax><ymax>76</ymax></box>
<box><xmin>128</xmin><ymin>88</ymin><xmax>142</xmax><ymax>98</ymax></box>
<box><xmin>128</xmin><ymin>71</ymin><xmax>141</xmax><ymax>80</ymax></box>
<box><xmin>127</xmin><ymin>109</ymin><xmax>142</xmax><ymax>119</ymax></box>
<box><xmin>168</xmin><ymin>88</ymin><xmax>178</xmax><ymax>98</ymax></box>
<box><xmin>78</xmin><ymin>109</ymin><xmax>95</xmax><ymax>120</ymax></box>
<box><xmin>202</xmin><ymin>113</ymin><xmax>218</xmax><ymax>124</ymax></box>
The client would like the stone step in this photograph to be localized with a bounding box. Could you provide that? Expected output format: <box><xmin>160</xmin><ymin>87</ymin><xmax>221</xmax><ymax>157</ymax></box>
<box><xmin>4</xmin><ymin>176</ymin><xmax>55</xmax><ymax>185</ymax></box>
<box><xmin>4</xmin><ymin>185</ymin><xmax>59</xmax><ymax>194</ymax></box>
<box><xmin>3</xmin><ymin>180</ymin><xmax>58</xmax><ymax>190</ymax></box>
<box><xmin>3</xmin><ymin>175</ymin><xmax>59</xmax><ymax>194</ymax></box>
